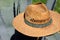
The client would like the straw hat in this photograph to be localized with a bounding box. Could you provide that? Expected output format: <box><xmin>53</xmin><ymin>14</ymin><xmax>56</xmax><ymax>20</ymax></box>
<box><xmin>13</xmin><ymin>3</ymin><xmax>60</xmax><ymax>37</ymax></box>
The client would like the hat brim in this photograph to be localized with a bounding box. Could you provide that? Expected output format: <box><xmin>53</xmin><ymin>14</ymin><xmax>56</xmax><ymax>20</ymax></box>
<box><xmin>13</xmin><ymin>11</ymin><xmax>60</xmax><ymax>37</ymax></box>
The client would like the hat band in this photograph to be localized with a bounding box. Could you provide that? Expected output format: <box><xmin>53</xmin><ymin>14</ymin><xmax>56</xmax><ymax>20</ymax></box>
<box><xmin>24</xmin><ymin>15</ymin><xmax>52</xmax><ymax>28</ymax></box>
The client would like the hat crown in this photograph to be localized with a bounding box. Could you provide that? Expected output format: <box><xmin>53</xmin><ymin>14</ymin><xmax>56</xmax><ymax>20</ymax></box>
<box><xmin>24</xmin><ymin>3</ymin><xmax>50</xmax><ymax>24</ymax></box>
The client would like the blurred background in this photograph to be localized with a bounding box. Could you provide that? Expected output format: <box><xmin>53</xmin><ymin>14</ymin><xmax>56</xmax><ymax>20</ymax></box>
<box><xmin>0</xmin><ymin>0</ymin><xmax>60</xmax><ymax>40</ymax></box>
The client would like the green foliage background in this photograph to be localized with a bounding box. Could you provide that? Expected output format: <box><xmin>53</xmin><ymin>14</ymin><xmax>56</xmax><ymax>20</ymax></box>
<box><xmin>32</xmin><ymin>0</ymin><xmax>47</xmax><ymax>4</ymax></box>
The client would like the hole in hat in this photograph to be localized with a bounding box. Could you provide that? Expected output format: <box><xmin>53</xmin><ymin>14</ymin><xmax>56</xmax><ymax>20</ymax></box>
<box><xmin>35</xmin><ymin>3</ymin><xmax>42</xmax><ymax>5</ymax></box>
<box><xmin>38</xmin><ymin>3</ymin><xmax>42</xmax><ymax>4</ymax></box>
